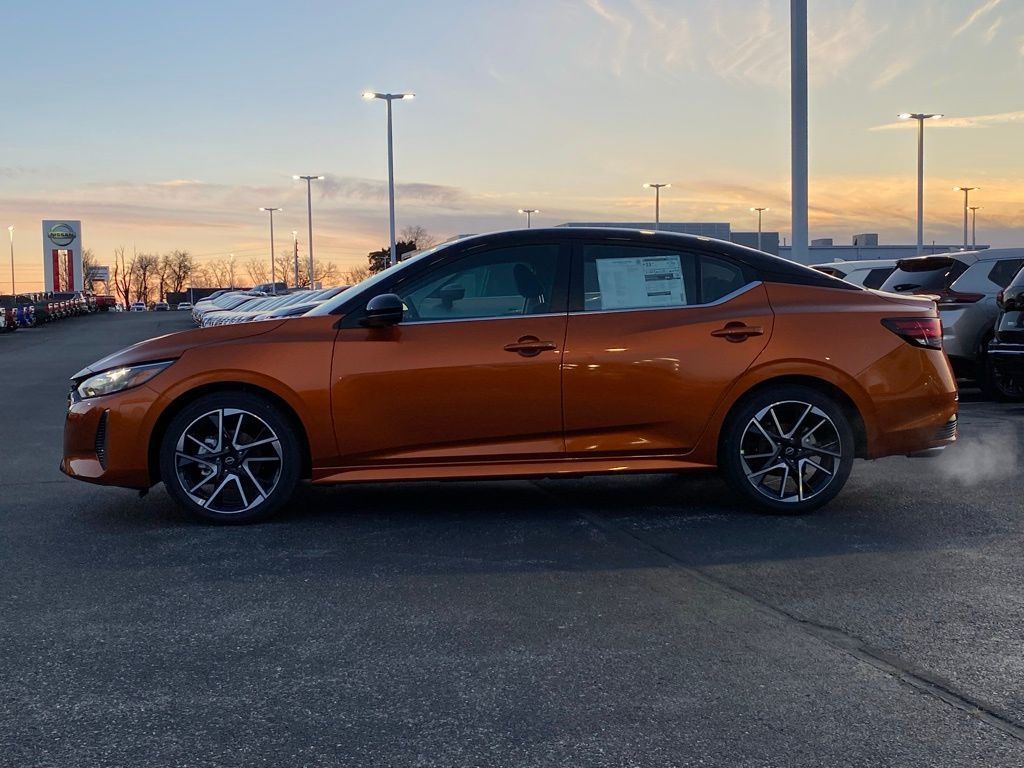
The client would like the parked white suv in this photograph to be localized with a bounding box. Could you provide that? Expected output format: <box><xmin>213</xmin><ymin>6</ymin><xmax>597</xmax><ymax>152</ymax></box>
<box><xmin>879</xmin><ymin>249</ymin><xmax>1024</xmax><ymax>392</ymax></box>
<box><xmin>811</xmin><ymin>259</ymin><xmax>898</xmax><ymax>289</ymax></box>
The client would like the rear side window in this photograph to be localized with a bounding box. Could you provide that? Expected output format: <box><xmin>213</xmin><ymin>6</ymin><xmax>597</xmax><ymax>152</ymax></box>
<box><xmin>988</xmin><ymin>259</ymin><xmax>1024</xmax><ymax>289</ymax></box>
<box><xmin>952</xmin><ymin>259</ymin><xmax>1024</xmax><ymax>294</ymax></box>
<box><xmin>862</xmin><ymin>267</ymin><xmax>896</xmax><ymax>290</ymax></box>
<box><xmin>880</xmin><ymin>258</ymin><xmax>969</xmax><ymax>293</ymax></box>
<box><xmin>579</xmin><ymin>245</ymin><xmax>749</xmax><ymax>311</ymax></box>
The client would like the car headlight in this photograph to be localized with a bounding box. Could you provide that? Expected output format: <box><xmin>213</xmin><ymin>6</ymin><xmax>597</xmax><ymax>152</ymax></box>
<box><xmin>76</xmin><ymin>361</ymin><xmax>174</xmax><ymax>399</ymax></box>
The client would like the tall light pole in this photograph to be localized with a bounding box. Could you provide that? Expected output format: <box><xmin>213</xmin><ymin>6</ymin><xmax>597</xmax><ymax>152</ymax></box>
<box><xmin>791</xmin><ymin>0</ymin><xmax>808</xmax><ymax>263</ymax></box>
<box><xmin>969</xmin><ymin>206</ymin><xmax>981</xmax><ymax>249</ymax></box>
<box><xmin>363</xmin><ymin>91</ymin><xmax>415</xmax><ymax>267</ymax></box>
<box><xmin>898</xmin><ymin>113</ymin><xmax>943</xmax><ymax>255</ymax></box>
<box><xmin>259</xmin><ymin>208</ymin><xmax>281</xmax><ymax>294</ymax></box>
<box><xmin>750</xmin><ymin>207</ymin><xmax>769</xmax><ymax>251</ymax></box>
<box><xmin>518</xmin><ymin>208</ymin><xmax>539</xmax><ymax>228</ymax></box>
<box><xmin>7</xmin><ymin>226</ymin><xmax>13</xmax><ymax>294</ymax></box>
<box><xmin>643</xmin><ymin>183</ymin><xmax>670</xmax><ymax>230</ymax></box>
<box><xmin>293</xmin><ymin>175</ymin><xmax>324</xmax><ymax>289</ymax></box>
<box><xmin>229</xmin><ymin>253</ymin><xmax>235</xmax><ymax>289</ymax></box>
<box><xmin>953</xmin><ymin>186</ymin><xmax>979</xmax><ymax>250</ymax></box>
<box><xmin>291</xmin><ymin>230</ymin><xmax>299</xmax><ymax>287</ymax></box>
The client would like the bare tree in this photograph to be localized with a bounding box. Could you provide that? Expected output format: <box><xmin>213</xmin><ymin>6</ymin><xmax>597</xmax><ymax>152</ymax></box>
<box><xmin>340</xmin><ymin>265</ymin><xmax>370</xmax><ymax>285</ymax></box>
<box><xmin>112</xmin><ymin>247</ymin><xmax>137</xmax><ymax>308</ymax></box>
<box><xmin>132</xmin><ymin>252</ymin><xmax>160</xmax><ymax>304</ymax></box>
<box><xmin>245</xmin><ymin>258</ymin><xmax>270</xmax><ymax>286</ymax></box>
<box><xmin>400</xmin><ymin>225</ymin><xmax>437</xmax><ymax>250</ymax></box>
<box><xmin>163</xmin><ymin>250</ymin><xmax>195</xmax><ymax>294</ymax></box>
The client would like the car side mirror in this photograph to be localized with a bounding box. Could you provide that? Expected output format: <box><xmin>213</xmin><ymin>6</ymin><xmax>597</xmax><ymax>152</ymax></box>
<box><xmin>362</xmin><ymin>293</ymin><xmax>404</xmax><ymax>327</ymax></box>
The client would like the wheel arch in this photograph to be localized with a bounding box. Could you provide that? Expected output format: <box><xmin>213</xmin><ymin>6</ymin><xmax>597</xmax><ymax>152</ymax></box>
<box><xmin>148</xmin><ymin>381</ymin><xmax>313</xmax><ymax>485</ymax></box>
<box><xmin>716</xmin><ymin>374</ymin><xmax>869</xmax><ymax>460</ymax></box>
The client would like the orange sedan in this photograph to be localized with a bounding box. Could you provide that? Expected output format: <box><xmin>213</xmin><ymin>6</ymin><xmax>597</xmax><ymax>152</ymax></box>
<box><xmin>62</xmin><ymin>229</ymin><xmax>957</xmax><ymax>522</ymax></box>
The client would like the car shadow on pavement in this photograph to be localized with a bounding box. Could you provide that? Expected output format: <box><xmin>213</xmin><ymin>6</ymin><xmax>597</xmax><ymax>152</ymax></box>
<box><xmin>65</xmin><ymin>462</ymin><xmax>995</xmax><ymax>578</ymax></box>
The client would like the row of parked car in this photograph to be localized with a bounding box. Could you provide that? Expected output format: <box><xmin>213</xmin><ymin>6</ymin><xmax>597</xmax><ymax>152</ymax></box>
<box><xmin>0</xmin><ymin>291</ymin><xmax>118</xmax><ymax>333</ymax></box>
<box><xmin>190</xmin><ymin>286</ymin><xmax>349</xmax><ymax>328</ymax></box>
<box><xmin>812</xmin><ymin>248</ymin><xmax>1024</xmax><ymax>399</ymax></box>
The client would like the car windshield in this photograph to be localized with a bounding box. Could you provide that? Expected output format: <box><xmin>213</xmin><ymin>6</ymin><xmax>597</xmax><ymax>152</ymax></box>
<box><xmin>306</xmin><ymin>239</ymin><xmax>464</xmax><ymax>316</ymax></box>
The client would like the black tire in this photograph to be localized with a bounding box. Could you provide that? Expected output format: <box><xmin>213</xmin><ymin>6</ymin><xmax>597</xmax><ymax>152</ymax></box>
<box><xmin>718</xmin><ymin>384</ymin><xmax>855</xmax><ymax>515</ymax></box>
<box><xmin>159</xmin><ymin>392</ymin><xmax>301</xmax><ymax>523</ymax></box>
<box><xmin>983</xmin><ymin>353</ymin><xmax>1024</xmax><ymax>402</ymax></box>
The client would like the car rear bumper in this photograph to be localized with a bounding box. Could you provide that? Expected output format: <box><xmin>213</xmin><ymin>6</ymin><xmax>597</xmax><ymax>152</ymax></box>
<box><xmin>988</xmin><ymin>340</ymin><xmax>1024</xmax><ymax>376</ymax></box>
<box><xmin>856</xmin><ymin>345</ymin><xmax>958</xmax><ymax>459</ymax></box>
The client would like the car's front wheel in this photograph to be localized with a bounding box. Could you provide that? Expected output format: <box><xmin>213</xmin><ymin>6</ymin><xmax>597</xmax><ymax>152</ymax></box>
<box><xmin>719</xmin><ymin>385</ymin><xmax>855</xmax><ymax>514</ymax></box>
<box><xmin>159</xmin><ymin>392</ymin><xmax>301</xmax><ymax>523</ymax></box>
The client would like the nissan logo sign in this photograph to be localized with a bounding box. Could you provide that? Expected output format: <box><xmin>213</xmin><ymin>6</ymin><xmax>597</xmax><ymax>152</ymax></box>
<box><xmin>48</xmin><ymin>224</ymin><xmax>76</xmax><ymax>247</ymax></box>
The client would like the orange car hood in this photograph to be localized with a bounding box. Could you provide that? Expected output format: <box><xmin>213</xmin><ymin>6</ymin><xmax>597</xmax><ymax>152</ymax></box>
<box><xmin>76</xmin><ymin>320</ymin><xmax>287</xmax><ymax>376</ymax></box>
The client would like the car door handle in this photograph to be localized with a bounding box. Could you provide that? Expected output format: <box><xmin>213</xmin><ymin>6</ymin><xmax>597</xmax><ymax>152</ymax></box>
<box><xmin>711</xmin><ymin>323</ymin><xmax>764</xmax><ymax>342</ymax></box>
<box><xmin>504</xmin><ymin>336</ymin><xmax>557</xmax><ymax>357</ymax></box>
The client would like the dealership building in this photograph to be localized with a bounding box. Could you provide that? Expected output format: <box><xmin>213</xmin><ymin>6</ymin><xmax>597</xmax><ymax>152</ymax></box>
<box><xmin>560</xmin><ymin>221</ymin><xmax>986</xmax><ymax>265</ymax></box>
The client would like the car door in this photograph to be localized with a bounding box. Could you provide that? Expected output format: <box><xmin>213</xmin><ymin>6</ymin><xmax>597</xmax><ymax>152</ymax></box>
<box><xmin>329</xmin><ymin>241</ymin><xmax>569</xmax><ymax>465</ymax></box>
<box><xmin>562</xmin><ymin>241</ymin><xmax>773</xmax><ymax>456</ymax></box>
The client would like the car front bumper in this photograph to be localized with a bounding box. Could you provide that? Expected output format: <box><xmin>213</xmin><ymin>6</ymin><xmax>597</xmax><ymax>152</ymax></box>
<box><xmin>61</xmin><ymin>385</ymin><xmax>161</xmax><ymax>490</ymax></box>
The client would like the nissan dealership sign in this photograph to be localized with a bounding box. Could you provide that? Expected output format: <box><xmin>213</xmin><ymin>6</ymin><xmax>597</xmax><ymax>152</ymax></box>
<box><xmin>42</xmin><ymin>220</ymin><xmax>83</xmax><ymax>292</ymax></box>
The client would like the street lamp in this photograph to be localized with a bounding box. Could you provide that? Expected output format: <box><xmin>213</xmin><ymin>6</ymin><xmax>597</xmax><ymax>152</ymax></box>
<box><xmin>969</xmin><ymin>206</ymin><xmax>981</xmax><ymax>249</ymax></box>
<box><xmin>291</xmin><ymin>230</ymin><xmax>299</xmax><ymax>288</ymax></box>
<box><xmin>518</xmin><ymin>208</ymin><xmax>539</xmax><ymax>228</ymax></box>
<box><xmin>363</xmin><ymin>91</ymin><xmax>415</xmax><ymax>267</ymax></box>
<box><xmin>7</xmin><ymin>226</ymin><xmax>13</xmax><ymax>294</ymax></box>
<box><xmin>952</xmin><ymin>186</ymin><xmax>979</xmax><ymax>250</ymax></box>
<box><xmin>750</xmin><ymin>207</ymin><xmax>769</xmax><ymax>252</ymax></box>
<box><xmin>229</xmin><ymin>253</ymin><xmax>235</xmax><ymax>289</ymax></box>
<box><xmin>898</xmin><ymin>112</ymin><xmax>943</xmax><ymax>256</ymax></box>
<box><xmin>643</xmin><ymin>183</ymin><xmax>670</xmax><ymax>230</ymax></box>
<box><xmin>259</xmin><ymin>207</ymin><xmax>281</xmax><ymax>294</ymax></box>
<box><xmin>293</xmin><ymin>174</ymin><xmax>324</xmax><ymax>289</ymax></box>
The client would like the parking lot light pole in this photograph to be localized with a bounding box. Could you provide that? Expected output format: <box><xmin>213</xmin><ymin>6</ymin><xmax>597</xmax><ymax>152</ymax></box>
<box><xmin>750</xmin><ymin>207</ymin><xmax>769</xmax><ymax>251</ymax></box>
<box><xmin>363</xmin><ymin>92</ymin><xmax>415</xmax><ymax>267</ymax></box>
<box><xmin>969</xmin><ymin>206</ymin><xmax>981</xmax><ymax>249</ymax></box>
<box><xmin>7</xmin><ymin>225</ymin><xmax>13</xmax><ymax>294</ymax></box>
<box><xmin>291</xmin><ymin>231</ymin><xmax>299</xmax><ymax>288</ymax></box>
<box><xmin>898</xmin><ymin>113</ymin><xmax>943</xmax><ymax>256</ymax></box>
<box><xmin>229</xmin><ymin>253</ymin><xmax>235</xmax><ymax>289</ymax></box>
<box><xmin>643</xmin><ymin>183</ymin><xmax>670</xmax><ymax>230</ymax></box>
<box><xmin>518</xmin><ymin>208</ymin><xmax>539</xmax><ymax>228</ymax></box>
<box><xmin>294</xmin><ymin>175</ymin><xmax>324</xmax><ymax>289</ymax></box>
<box><xmin>259</xmin><ymin>208</ymin><xmax>281</xmax><ymax>294</ymax></box>
<box><xmin>953</xmin><ymin>186</ymin><xmax>979</xmax><ymax>250</ymax></box>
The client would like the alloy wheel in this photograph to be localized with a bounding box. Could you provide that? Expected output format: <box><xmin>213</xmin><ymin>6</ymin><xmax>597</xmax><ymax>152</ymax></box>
<box><xmin>738</xmin><ymin>400</ymin><xmax>843</xmax><ymax>504</ymax></box>
<box><xmin>174</xmin><ymin>408</ymin><xmax>284</xmax><ymax>514</ymax></box>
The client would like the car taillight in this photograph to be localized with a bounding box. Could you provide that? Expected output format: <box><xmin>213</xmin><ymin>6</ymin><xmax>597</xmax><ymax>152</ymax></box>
<box><xmin>882</xmin><ymin>318</ymin><xmax>943</xmax><ymax>349</ymax></box>
<box><xmin>933</xmin><ymin>288</ymin><xmax>984</xmax><ymax>306</ymax></box>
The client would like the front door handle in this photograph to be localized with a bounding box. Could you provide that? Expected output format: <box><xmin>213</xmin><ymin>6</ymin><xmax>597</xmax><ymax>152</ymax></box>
<box><xmin>504</xmin><ymin>336</ymin><xmax>557</xmax><ymax>357</ymax></box>
<box><xmin>711</xmin><ymin>323</ymin><xmax>765</xmax><ymax>342</ymax></box>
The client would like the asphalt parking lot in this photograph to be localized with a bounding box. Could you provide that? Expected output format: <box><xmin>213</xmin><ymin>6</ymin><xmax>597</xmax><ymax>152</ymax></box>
<box><xmin>2</xmin><ymin>312</ymin><xmax>1024</xmax><ymax>767</ymax></box>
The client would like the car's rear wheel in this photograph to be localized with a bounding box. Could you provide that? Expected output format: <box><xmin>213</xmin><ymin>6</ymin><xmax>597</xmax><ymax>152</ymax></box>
<box><xmin>984</xmin><ymin>354</ymin><xmax>1024</xmax><ymax>401</ymax></box>
<box><xmin>159</xmin><ymin>392</ymin><xmax>300</xmax><ymax>523</ymax></box>
<box><xmin>719</xmin><ymin>385</ymin><xmax>855</xmax><ymax>514</ymax></box>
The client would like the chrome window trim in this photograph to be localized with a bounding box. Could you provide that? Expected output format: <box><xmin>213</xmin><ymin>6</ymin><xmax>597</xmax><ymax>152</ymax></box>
<box><xmin>396</xmin><ymin>311</ymin><xmax>567</xmax><ymax>327</ymax></box>
<box><xmin>569</xmin><ymin>280</ymin><xmax>762</xmax><ymax>317</ymax></box>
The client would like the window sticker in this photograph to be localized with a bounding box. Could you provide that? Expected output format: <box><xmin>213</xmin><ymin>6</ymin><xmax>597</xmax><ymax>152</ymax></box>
<box><xmin>594</xmin><ymin>255</ymin><xmax>685</xmax><ymax>309</ymax></box>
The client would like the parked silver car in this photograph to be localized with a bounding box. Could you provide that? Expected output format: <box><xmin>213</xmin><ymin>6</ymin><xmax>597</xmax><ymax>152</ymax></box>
<box><xmin>879</xmin><ymin>249</ymin><xmax>1024</xmax><ymax>390</ymax></box>
<box><xmin>811</xmin><ymin>259</ymin><xmax>898</xmax><ymax>289</ymax></box>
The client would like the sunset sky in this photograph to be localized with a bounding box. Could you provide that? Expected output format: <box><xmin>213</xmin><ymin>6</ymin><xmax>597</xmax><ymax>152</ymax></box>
<box><xmin>2</xmin><ymin>0</ymin><xmax>1023</xmax><ymax>290</ymax></box>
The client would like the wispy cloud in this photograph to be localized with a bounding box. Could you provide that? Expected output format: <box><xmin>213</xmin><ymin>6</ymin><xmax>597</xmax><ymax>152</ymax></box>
<box><xmin>870</xmin><ymin>54</ymin><xmax>917</xmax><ymax>90</ymax></box>
<box><xmin>953</xmin><ymin>0</ymin><xmax>1002</xmax><ymax>37</ymax></box>
<box><xmin>581</xmin><ymin>0</ymin><xmax>634</xmax><ymax>76</ymax></box>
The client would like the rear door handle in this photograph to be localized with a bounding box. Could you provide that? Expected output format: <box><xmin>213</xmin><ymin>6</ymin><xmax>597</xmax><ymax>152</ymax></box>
<box><xmin>711</xmin><ymin>323</ymin><xmax>764</xmax><ymax>342</ymax></box>
<box><xmin>504</xmin><ymin>336</ymin><xmax>557</xmax><ymax>357</ymax></box>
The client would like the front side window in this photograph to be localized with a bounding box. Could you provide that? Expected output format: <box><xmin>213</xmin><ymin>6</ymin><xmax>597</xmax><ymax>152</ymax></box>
<box><xmin>396</xmin><ymin>244</ymin><xmax>561</xmax><ymax>322</ymax></box>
